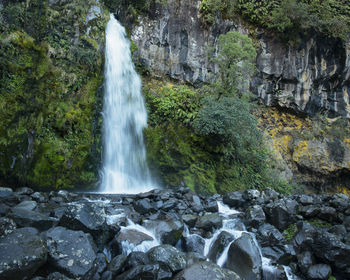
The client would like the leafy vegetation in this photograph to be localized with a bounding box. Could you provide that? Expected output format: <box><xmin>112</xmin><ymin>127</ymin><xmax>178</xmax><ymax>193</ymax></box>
<box><xmin>200</xmin><ymin>0</ymin><xmax>350</xmax><ymax>41</ymax></box>
<box><xmin>0</xmin><ymin>0</ymin><xmax>108</xmax><ymax>189</ymax></box>
<box><xmin>145</xmin><ymin>31</ymin><xmax>287</xmax><ymax>193</ymax></box>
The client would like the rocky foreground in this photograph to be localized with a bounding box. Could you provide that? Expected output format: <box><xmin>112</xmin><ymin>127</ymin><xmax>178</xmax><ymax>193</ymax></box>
<box><xmin>0</xmin><ymin>187</ymin><xmax>350</xmax><ymax>280</ymax></box>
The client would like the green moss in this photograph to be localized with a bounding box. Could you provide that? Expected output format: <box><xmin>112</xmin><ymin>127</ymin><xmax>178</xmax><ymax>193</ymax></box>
<box><xmin>307</xmin><ymin>219</ymin><xmax>331</xmax><ymax>228</ymax></box>
<box><xmin>283</xmin><ymin>223</ymin><xmax>297</xmax><ymax>241</ymax></box>
<box><xmin>0</xmin><ymin>0</ymin><xmax>107</xmax><ymax>190</ymax></box>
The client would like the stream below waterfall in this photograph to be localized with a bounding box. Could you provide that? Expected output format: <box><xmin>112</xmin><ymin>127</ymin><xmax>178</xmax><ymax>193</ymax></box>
<box><xmin>98</xmin><ymin>196</ymin><xmax>299</xmax><ymax>280</ymax></box>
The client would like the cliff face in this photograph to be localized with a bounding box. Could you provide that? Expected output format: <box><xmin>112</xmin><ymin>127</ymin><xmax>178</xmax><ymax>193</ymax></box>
<box><xmin>126</xmin><ymin>0</ymin><xmax>350</xmax><ymax>118</ymax></box>
<box><xmin>115</xmin><ymin>0</ymin><xmax>350</xmax><ymax>190</ymax></box>
<box><xmin>254</xmin><ymin>34</ymin><xmax>350</xmax><ymax>118</ymax></box>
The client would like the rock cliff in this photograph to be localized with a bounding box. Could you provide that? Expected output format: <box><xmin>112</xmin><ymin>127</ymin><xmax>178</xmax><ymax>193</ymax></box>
<box><xmin>121</xmin><ymin>0</ymin><xmax>350</xmax><ymax>118</ymax></box>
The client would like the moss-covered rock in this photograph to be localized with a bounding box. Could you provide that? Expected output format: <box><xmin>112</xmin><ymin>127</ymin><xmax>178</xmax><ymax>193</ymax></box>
<box><xmin>0</xmin><ymin>0</ymin><xmax>109</xmax><ymax>189</ymax></box>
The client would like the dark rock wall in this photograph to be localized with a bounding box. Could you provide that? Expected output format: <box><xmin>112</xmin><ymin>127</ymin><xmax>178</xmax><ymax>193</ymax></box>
<box><xmin>124</xmin><ymin>0</ymin><xmax>350</xmax><ymax>118</ymax></box>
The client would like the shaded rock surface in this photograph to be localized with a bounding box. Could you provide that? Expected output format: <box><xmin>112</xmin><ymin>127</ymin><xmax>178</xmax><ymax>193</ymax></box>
<box><xmin>46</xmin><ymin>226</ymin><xmax>97</xmax><ymax>279</ymax></box>
<box><xmin>0</xmin><ymin>227</ymin><xmax>47</xmax><ymax>280</ymax></box>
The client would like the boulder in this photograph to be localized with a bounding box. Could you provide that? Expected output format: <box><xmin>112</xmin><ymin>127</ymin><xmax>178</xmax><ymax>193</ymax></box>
<box><xmin>307</xmin><ymin>264</ymin><xmax>332</xmax><ymax>280</ymax></box>
<box><xmin>143</xmin><ymin>219</ymin><xmax>183</xmax><ymax>245</ymax></box>
<box><xmin>8</xmin><ymin>208</ymin><xmax>57</xmax><ymax>231</ymax></box>
<box><xmin>95</xmin><ymin>253</ymin><xmax>108</xmax><ymax>274</ymax></box>
<box><xmin>225</xmin><ymin>232</ymin><xmax>262</xmax><ymax>280</ymax></box>
<box><xmin>182</xmin><ymin>214</ymin><xmax>198</xmax><ymax>227</ymax></box>
<box><xmin>185</xmin><ymin>252</ymin><xmax>206</xmax><ymax>267</ymax></box>
<box><xmin>204</xmin><ymin>196</ymin><xmax>219</xmax><ymax>212</ymax></box>
<box><xmin>46</xmin><ymin>226</ymin><xmax>97</xmax><ymax>279</ymax></box>
<box><xmin>173</xmin><ymin>261</ymin><xmax>241</xmax><ymax>280</ymax></box>
<box><xmin>147</xmin><ymin>244</ymin><xmax>186</xmax><ymax>273</ymax></box>
<box><xmin>257</xmin><ymin>224</ymin><xmax>285</xmax><ymax>246</ymax></box>
<box><xmin>243</xmin><ymin>189</ymin><xmax>261</xmax><ymax>201</ymax></box>
<box><xmin>108</xmin><ymin>254</ymin><xmax>127</xmax><ymax>276</ymax></box>
<box><xmin>125</xmin><ymin>251</ymin><xmax>150</xmax><ymax>269</ymax></box>
<box><xmin>195</xmin><ymin>213</ymin><xmax>223</xmax><ymax>231</ymax></box>
<box><xmin>133</xmin><ymin>198</ymin><xmax>156</xmax><ymax>215</ymax></box>
<box><xmin>311</xmin><ymin>230</ymin><xmax>350</xmax><ymax>278</ymax></box>
<box><xmin>0</xmin><ymin>217</ymin><xmax>16</xmax><ymax>237</ymax></box>
<box><xmin>208</xmin><ymin>231</ymin><xmax>235</xmax><ymax>263</ymax></box>
<box><xmin>223</xmin><ymin>191</ymin><xmax>245</xmax><ymax>208</ymax></box>
<box><xmin>112</xmin><ymin>229</ymin><xmax>154</xmax><ymax>255</ymax></box>
<box><xmin>115</xmin><ymin>264</ymin><xmax>171</xmax><ymax>280</ymax></box>
<box><xmin>0</xmin><ymin>227</ymin><xmax>47</xmax><ymax>280</ymax></box>
<box><xmin>299</xmin><ymin>195</ymin><xmax>314</xmax><ymax>205</ymax></box>
<box><xmin>318</xmin><ymin>206</ymin><xmax>338</xmax><ymax>223</ymax></box>
<box><xmin>15</xmin><ymin>187</ymin><xmax>34</xmax><ymax>195</ymax></box>
<box><xmin>264</xmin><ymin>199</ymin><xmax>298</xmax><ymax>231</ymax></box>
<box><xmin>58</xmin><ymin>202</ymin><xmax>110</xmax><ymax>248</ymax></box>
<box><xmin>183</xmin><ymin>234</ymin><xmax>205</xmax><ymax>255</ymax></box>
<box><xmin>12</xmin><ymin>200</ymin><xmax>37</xmax><ymax>211</ymax></box>
<box><xmin>161</xmin><ymin>199</ymin><xmax>178</xmax><ymax>211</ymax></box>
<box><xmin>297</xmin><ymin>251</ymin><xmax>315</xmax><ymax>274</ymax></box>
<box><xmin>245</xmin><ymin>205</ymin><xmax>266</xmax><ymax>228</ymax></box>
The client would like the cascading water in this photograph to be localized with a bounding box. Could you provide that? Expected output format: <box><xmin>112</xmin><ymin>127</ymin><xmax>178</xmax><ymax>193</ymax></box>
<box><xmin>100</xmin><ymin>14</ymin><xmax>154</xmax><ymax>194</ymax></box>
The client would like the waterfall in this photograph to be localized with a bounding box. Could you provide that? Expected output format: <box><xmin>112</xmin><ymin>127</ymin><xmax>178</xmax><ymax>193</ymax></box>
<box><xmin>100</xmin><ymin>14</ymin><xmax>154</xmax><ymax>194</ymax></box>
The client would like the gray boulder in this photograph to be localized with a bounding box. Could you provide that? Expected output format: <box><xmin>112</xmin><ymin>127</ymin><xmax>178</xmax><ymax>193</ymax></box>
<box><xmin>225</xmin><ymin>232</ymin><xmax>262</xmax><ymax>280</ymax></box>
<box><xmin>173</xmin><ymin>261</ymin><xmax>241</xmax><ymax>280</ymax></box>
<box><xmin>223</xmin><ymin>191</ymin><xmax>245</xmax><ymax>208</ymax></box>
<box><xmin>133</xmin><ymin>198</ymin><xmax>156</xmax><ymax>215</ymax></box>
<box><xmin>195</xmin><ymin>213</ymin><xmax>223</xmax><ymax>231</ymax></box>
<box><xmin>0</xmin><ymin>227</ymin><xmax>47</xmax><ymax>280</ymax></box>
<box><xmin>46</xmin><ymin>226</ymin><xmax>97</xmax><ymax>279</ymax></box>
<box><xmin>8</xmin><ymin>208</ymin><xmax>57</xmax><ymax>231</ymax></box>
<box><xmin>0</xmin><ymin>217</ymin><xmax>16</xmax><ymax>237</ymax></box>
<box><xmin>115</xmin><ymin>263</ymin><xmax>171</xmax><ymax>280</ymax></box>
<box><xmin>147</xmin><ymin>244</ymin><xmax>186</xmax><ymax>273</ymax></box>
<box><xmin>208</xmin><ymin>231</ymin><xmax>235</xmax><ymax>263</ymax></box>
<box><xmin>58</xmin><ymin>202</ymin><xmax>110</xmax><ymax>249</ymax></box>
<box><xmin>264</xmin><ymin>198</ymin><xmax>298</xmax><ymax>231</ymax></box>
<box><xmin>112</xmin><ymin>229</ymin><xmax>154</xmax><ymax>255</ymax></box>
<box><xmin>245</xmin><ymin>205</ymin><xmax>266</xmax><ymax>228</ymax></box>
<box><xmin>307</xmin><ymin>264</ymin><xmax>332</xmax><ymax>280</ymax></box>
<box><xmin>143</xmin><ymin>219</ymin><xmax>183</xmax><ymax>245</ymax></box>
<box><xmin>108</xmin><ymin>254</ymin><xmax>127</xmax><ymax>276</ymax></box>
<box><xmin>183</xmin><ymin>234</ymin><xmax>205</xmax><ymax>254</ymax></box>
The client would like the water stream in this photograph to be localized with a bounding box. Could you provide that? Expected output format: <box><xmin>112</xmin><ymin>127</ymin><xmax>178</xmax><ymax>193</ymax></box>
<box><xmin>100</xmin><ymin>14</ymin><xmax>154</xmax><ymax>194</ymax></box>
<box><xmin>104</xmin><ymin>200</ymin><xmax>298</xmax><ymax>279</ymax></box>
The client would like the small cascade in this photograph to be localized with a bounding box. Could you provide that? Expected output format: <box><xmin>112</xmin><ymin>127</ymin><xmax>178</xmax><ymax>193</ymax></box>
<box><xmin>100</xmin><ymin>14</ymin><xmax>154</xmax><ymax>194</ymax></box>
<box><xmin>118</xmin><ymin>219</ymin><xmax>160</xmax><ymax>255</ymax></box>
<box><xmin>104</xmin><ymin>201</ymin><xmax>298</xmax><ymax>280</ymax></box>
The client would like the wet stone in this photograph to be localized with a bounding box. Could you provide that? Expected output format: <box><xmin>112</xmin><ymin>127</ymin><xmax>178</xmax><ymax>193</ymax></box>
<box><xmin>147</xmin><ymin>244</ymin><xmax>186</xmax><ymax>273</ymax></box>
<box><xmin>173</xmin><ymin>261</ymin><xmax>241</xmax><ymax>280</ymax></box>
<box><xmin>0</xmin><ymin>227</ymin><xmax>47</xmax><ymax>280</ymax></box>
<box><xmin>46</xmin><ymin>226</ymin><xmax>97</xmax><ymax>279</ymax></box>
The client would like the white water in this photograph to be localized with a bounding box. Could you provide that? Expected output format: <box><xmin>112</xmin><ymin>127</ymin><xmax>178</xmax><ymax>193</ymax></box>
<box><xmin>100</xmin><ymin>14</ymin><xmax>154</xmax><ymax>194</ymax></box>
